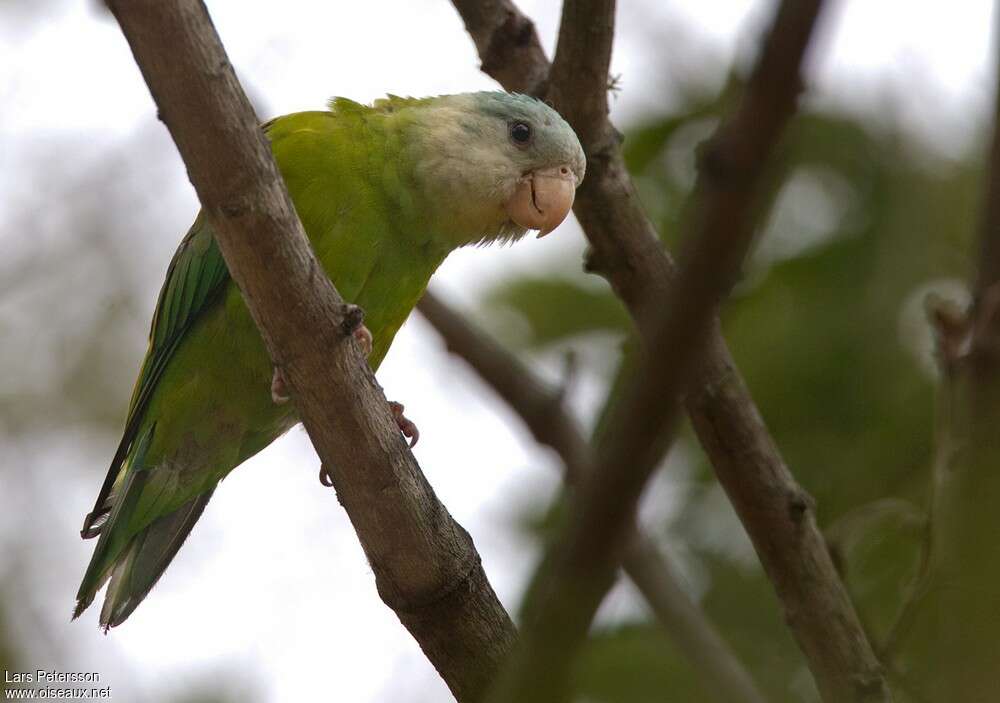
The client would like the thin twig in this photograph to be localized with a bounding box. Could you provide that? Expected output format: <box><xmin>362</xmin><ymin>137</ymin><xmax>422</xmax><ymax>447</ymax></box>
<box><xmin>418</xmin><ymin>291</ymin><xmax>768</xmax><ymax>703</ymax></box>
<box><xmin>449</xmin><ymin>0</ymin><xmax>891</xmax><ymax>700</ymax></box>
<box><xmin>418</xmin><ymin>292</ymin><xmax>590</xmax><ymax>480</ymax></box>
<box><xmin>974</xmin><ymin>31</ymin><xmax>1000</xmax><ymax>301</ymax></box>
<box><xmin>105</xmin><ymin>3</ymin><xmax>515</xmax><ymax>700</ymax></box>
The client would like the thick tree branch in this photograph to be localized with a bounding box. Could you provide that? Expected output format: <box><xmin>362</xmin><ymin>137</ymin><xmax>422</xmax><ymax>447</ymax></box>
<box><xmin>450</xmin><ymin>0</ymin><xmax>890</xmax><ymax>700</ymax></box>
<box><xmin>106</xmin><ymin>2</ymin><xmax>515</xmax><ymax>700</ymax></box>
<box><xmin>452</xmin><ymin>0</ymin><xmax>549</xmax><ymax>95</ymax></box>
<box><xmin>548</xmin><ymin>0</ymin><xmax>616</xmax><ymax>149</ymax></box>
<box><xmin>418</xmin><ymin>291</ymin><xmax>767</xmax><ymax>703</ymax></box>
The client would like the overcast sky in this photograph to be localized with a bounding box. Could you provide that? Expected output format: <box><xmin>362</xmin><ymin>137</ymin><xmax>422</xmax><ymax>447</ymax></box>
<box><xmin>2</xmin><ymin>1</ymin><xmax>997</xmax><ymax>701</ymax></box>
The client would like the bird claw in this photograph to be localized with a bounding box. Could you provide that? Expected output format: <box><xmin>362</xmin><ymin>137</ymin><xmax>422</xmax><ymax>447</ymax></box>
<box><xmin>271</xmin><ymin>367</ymin><xmax>290</xmax><ymax>404</ymax></box>
<box><xmin>319</xmin><ymin>464</ymin><xmax>335</xmax><ymax>487</ymax></box>
<box><xmin>271</xmin><ymin>311</ymin><xmax>371</xmax><ymax>406</ymax></box>
<box><xmin>354</xmin><ymin>324</ymin><xmax>373</xmax><ymax>357</ymax></box>
<box><xmin>341</xmin><ymin>304</ymin><xmax>373</xmax><ymax>357</ymax></box>
<box><xmin>389</xmin><ymin>401</ymin><xmax>419</xmax><ymax>448</ymax></box>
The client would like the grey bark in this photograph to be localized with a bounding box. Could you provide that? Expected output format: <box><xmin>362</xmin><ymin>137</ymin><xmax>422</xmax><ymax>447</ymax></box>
<box><xmin>451</xmin><ymin>0</ymin><xmax>890</xmax><ymax>701</ymax></box>
<box><xmin>106</xmin><ymin>2</ymin><xmax>515</xmax><ymax>700</ymax></box>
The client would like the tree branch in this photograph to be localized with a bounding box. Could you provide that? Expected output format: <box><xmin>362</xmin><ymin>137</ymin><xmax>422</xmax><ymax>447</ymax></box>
<box><xmin>451</xmin><ymin>0</ymin><xmax>548</xmax><ymax>95</ymax></box>
<box><xmin>548</xmin><ymin>0</ymin><xmax>616</xmax><ymax>149</ymax></box>
<box><xmin>915</xmin><ymin>14</ymin><xmax>1000</xmax><ymax>698</ymax></box>
<box><xmin>451</xmin><ymin>0</ymin><xmax>889</xmax><ymax>701</ymax></box>
<box><xmin>486</xmin><ymin>2</ymin><xmax>830</xmax><ymax>701</ymax></box>
<box><xmin>974</xmin><ymin>45</ymin><xmax>1000</xmax><ymax>300</ymax></box>
<box><xmin>418</xmin><ymin>291</ymin><xmax>767</xmax><ymax>703</ymax></box>
<box><xmin>418</xmin><ymin>293</ymin><xmax>591</xmax><ymax>480</ymax></box>
<box><xmin>105</xmin><ymin>2</ymin><xmax>515</xmax><ymax>700</ymax></box>
<box><xmin>621</xmin><ymin>536</ymin><xmax>765</xmax><ymax>703</ymax></box>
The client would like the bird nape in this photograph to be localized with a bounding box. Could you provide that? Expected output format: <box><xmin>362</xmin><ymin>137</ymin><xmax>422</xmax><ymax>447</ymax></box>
<box><xmin>73</xmin><ymin>91</ymin><xmax>585</xmax><ymax>630</ymax></box>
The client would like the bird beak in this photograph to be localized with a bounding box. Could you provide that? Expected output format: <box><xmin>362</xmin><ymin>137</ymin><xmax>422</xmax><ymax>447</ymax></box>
<box><xmin>504</xmin><ymin>165</ymin><xmax>578</xmax><ymax>238</ymax></box>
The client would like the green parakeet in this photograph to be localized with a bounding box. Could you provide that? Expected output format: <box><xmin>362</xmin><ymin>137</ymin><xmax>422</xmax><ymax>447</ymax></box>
<box><xmin>73</xmin><ymin>92</ymin><xmax>585</xmax><ymax>630</ymax></box>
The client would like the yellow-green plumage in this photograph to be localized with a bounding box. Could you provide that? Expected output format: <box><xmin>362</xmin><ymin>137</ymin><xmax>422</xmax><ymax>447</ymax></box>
<box><xmin>74</xmin><ymin>92</ymin><xmax>585</xmax><ymax>629</ymax></box>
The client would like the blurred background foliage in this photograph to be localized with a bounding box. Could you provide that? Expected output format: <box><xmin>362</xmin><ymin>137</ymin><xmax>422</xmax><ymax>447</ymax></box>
<box><xmin>483</xmin><ymin>74</ymin><xmax>980</xmax><ymax>701</ymax></box>
<box><xmin>1</xmin><ymin>3</ymin><xmax>987</xmax><ymax>702</ymax></box>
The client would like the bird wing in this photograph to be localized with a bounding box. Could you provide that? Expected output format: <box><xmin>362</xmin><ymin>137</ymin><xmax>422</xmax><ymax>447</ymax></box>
<box><xmin>80</xmin><ymin>213</ymin><xmax>229</xmax><ymax>538</ymax></box>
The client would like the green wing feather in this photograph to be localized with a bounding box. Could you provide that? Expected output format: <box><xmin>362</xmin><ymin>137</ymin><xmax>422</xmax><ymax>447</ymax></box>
<box><xmin>80</xmin><ymin>214</ymin><xmax>229</xmax><ymax>538</ymax></box>
<box><xmin>74</xmin><ymin>103</ymin><xmax>460</xmax><ymax>625</ymax></box>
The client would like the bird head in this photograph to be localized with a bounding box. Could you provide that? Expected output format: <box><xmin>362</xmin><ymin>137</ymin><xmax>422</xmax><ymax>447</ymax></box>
<box><xmin>395</xmin><ymin>92</ymin><xmax>586</xmax><ymax>245</ymax></box>
<box><xmin>486</xmin><ymin>93</ymin><xmax>586</xmax><ymax>238</ymax></box>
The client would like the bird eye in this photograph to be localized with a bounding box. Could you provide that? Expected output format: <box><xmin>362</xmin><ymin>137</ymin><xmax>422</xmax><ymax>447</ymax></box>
<box><xmin>509</xmin><ymin>121</ymin><xmax>532</xmax><ymax>146</ymax></box>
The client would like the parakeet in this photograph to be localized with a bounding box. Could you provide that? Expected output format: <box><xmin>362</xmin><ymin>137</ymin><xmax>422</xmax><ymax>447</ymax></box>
<box><xmin>73</xmin><ymin>92</ymin><xmax>585</xmax><ymax>630</ymax></box>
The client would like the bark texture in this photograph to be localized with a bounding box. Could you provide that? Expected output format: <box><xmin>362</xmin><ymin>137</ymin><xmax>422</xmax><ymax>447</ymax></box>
<box><xmin>106</xmin><ymin>2</ymin><xmax>515</xmax><ymax>700</ymax></box>
<box><xmin>452</xmin><ymin>0</ymin><xmax>890</xmax><ymax>701</ymax></box>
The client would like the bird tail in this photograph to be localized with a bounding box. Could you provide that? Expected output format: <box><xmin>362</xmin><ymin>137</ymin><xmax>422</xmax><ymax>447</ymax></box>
<box><xmin>98</xmin><ymin>489</ymin><xmax>215</xmax><ymax>629</ymax></box>
<box><xmin>73</xmin><ymin>488</ymin><xmax>215</xmax><ymax>630</ymax></box>
<box><xmin>73</xmin><ymin>423</ymin><xmax>216</xmax><ymax>629</ymax></box>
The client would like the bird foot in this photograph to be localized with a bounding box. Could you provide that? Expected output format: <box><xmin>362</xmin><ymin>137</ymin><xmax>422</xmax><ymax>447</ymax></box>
<box><xmin>354</xmin><ymin>324</ymin><xmax>373</xmax><ymax>357</ymax></box>
<box><xmin>341</xmin><ymin>304</ymin><xmax>373</xmax><ymax>357</ymax></box>
<box><xmin>389</xmin><ymin>401</ymin><xmax>419</xmax><ymax>448</ymax></box>
<box><xmin>316</xmin><ymin>402</ymin><xmax>417</xmax><ymax>488</ymax></box>
<box><xmin>271</xmin><ymin>366</ymin><xmax>290</xmax><ymax>404</ymax></box>
<box><xmin>317</xmin><ymin>402</ymin><xmax>417</xmax><ymax>489</ymax></box>
<box><xmin>270</xmin><ymin>312</ymin><xmax>371</xmax><ymax>406</ymax></box>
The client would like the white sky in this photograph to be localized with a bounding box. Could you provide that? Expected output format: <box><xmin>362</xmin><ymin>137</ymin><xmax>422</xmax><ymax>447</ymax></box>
<box><xmin>2</xmin><ymin>1</ymin><xmax>997</xmax><ymax>701</ymax></box>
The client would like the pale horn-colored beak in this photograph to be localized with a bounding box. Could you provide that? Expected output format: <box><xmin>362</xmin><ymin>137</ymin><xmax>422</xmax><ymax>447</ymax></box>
<box><xmin>504</xmin><ymin>165</ymin><xmax>578</xmax><ymax>238</ymax></box>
